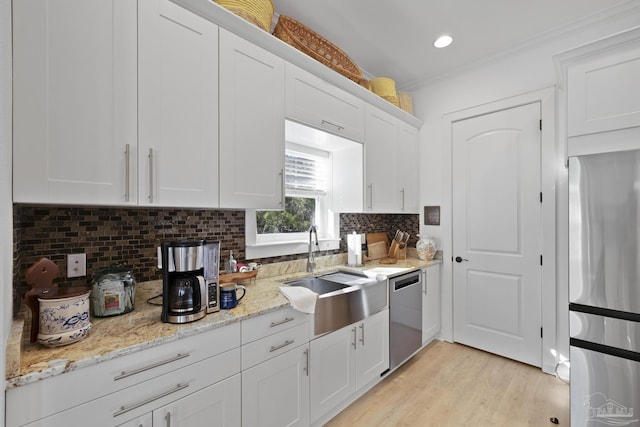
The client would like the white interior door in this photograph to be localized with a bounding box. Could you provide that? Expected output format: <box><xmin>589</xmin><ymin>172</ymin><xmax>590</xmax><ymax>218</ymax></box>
<box><xmin>452</xmin><ymin>102</ymin><xmax>542</xmax><ymax>367</ymax></box>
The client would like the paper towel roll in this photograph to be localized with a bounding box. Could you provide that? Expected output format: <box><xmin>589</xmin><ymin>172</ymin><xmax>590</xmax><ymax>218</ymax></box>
<box><xmin>347</xmin><ymin>232</ymin><xmax>362</xmax><ymax>266</ymax></box>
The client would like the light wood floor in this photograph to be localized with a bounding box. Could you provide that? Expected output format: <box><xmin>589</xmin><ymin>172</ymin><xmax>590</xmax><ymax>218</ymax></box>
<box><xmin>324</xmin><ymin>340</ymin><xmax>569</xmax><ymax>427</ymax></box>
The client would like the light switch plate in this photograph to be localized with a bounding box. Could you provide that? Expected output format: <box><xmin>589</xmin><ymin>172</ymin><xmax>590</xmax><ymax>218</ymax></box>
<box><xmin>67</xmin><ymin>253</ymin><xmax>86</xmax><ymax>278</ymax></box>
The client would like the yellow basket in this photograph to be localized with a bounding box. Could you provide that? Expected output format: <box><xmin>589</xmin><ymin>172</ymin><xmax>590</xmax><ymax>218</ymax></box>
<box><xmin>398</xmin><ymin>92</ymin><xmax>414</xmax><ymax>114</ymax></box>
<box><xmin>273</xmin><ymin>15</ymin><xmax>362</xmax><ymax>83</ymax></box>
<box><xmin>215</xmin><ymin>0</ymin><xmax>274</xmax><ymax>32</ymax></box>
<box><xmin>370</xmin><ymin>77</ymin><xmax>399</xmax><ymax>107</ymax></box>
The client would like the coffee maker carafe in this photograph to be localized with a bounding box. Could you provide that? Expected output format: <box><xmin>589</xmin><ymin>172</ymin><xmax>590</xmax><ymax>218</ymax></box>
<box><xmin>160</xmin><ymin>240</ymin><xmax>220</xmax><ymax>324</ymax></box>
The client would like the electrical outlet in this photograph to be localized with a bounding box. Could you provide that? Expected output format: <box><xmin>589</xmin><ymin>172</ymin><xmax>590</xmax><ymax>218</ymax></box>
<box><xmin>67</xmin><ymin>253</ymin><xmax>86</xmax><ymax>278</ymax></box>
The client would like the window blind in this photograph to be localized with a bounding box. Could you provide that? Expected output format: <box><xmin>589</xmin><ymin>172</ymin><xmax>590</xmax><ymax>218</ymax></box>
<box><xmin>285</xmin><ymin>150</ymin><xmax>327</xmax><ymax>196</ymax></box>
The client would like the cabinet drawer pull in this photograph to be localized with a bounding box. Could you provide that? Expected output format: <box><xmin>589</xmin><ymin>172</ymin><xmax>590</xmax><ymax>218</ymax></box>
<box><xmin>401</xmin><ymin>188</ymin><xmax>405</xmax><ymax>211</ymax></box>
<box><xmin>114</xmin><ymin>353</ymin><xmax>190</xmax><ymax>381</ymax></box>
<box><xmin>270</xmin><ymin>317</ymin><xmax>294</xmax><ymax>328</ymax></box>
<box><xmin>270</xmin><ymin>339</ymin><xmax>294</xmax><ymax>352</ymax></box>
<box><xmin>367</xmin><ymin>184</ymin><xmax>373</xmax><ymax>210</ymax></box>
<box><xmin>304</xmin><ymin>348</ymin><xmax>309</xmax><ymax>376</ymax></box>
<box><xmin>113</xmin><ymin>383</ymin><xmax>189</xmax><ymax>417</ymax></box>
<box><xmin>321</xmin><ymin>119</ymin><xmax>344</xmax><ymax>132</ymax></box>
<box><xmin>359</xmin><ymin>323</ymin><xmax>365</xmax><ymax>346</ymax></box>
<box><xmin>279</xmin><ymin>168</ymin><xmax>285</xmax><ymax>207</ymax></box>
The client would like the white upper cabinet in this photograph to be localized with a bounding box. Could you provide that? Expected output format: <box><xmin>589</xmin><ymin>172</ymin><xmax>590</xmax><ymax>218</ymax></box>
<box><xmin>219</xmin><ymin>29</ymin><xmax>285</xmax><ymax>209</ymax></box>
<box><xmin>567</xmin><ymin>38</ymin><xmax>640</xmax><ymax>137</ymax></box>
<box><xmin>397</xmin><ymin>122</ymin><xmax>419</xmax><ymax>213</ymax></box>
<box><xmin>285</xmin><ymin>63</ymin><xmax>365</xmax><ymax>142</ymax></box>
<box><xmin>138</xmin><ymin>0</ymin><xmax>219</xmax><ymax>208</ymax></box>
<box><xmin>556</xmin><ymin>27</ymin><xmax>640</xmax><ymax>156</ymax></box>
<box><xmin>365</xmin><ymin>106</ymin><xmax>399</xmax><ymax>213</ymax></box>
<box><xmin>365</xmin><ymin>105</ymin><xmax>420</xmax><ymax>213</ymax></box>
<box><xmin>13</xmin><ymin>0</ymin><xmax>138</xmax><ymax>205</ymax></box>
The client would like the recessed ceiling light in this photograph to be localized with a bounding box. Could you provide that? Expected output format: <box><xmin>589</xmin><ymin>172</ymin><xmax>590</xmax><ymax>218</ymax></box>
<box><xmin>434</xmin><ymin>35</ymin><xmax>453</xmax><ymax>49</ymax></box>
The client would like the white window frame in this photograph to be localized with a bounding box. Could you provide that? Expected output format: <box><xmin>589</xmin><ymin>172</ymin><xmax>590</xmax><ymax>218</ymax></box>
<box><xmin>245</xmin><ymin>144</ymin><xmax>340</xmax><ymax>259</ymax></box>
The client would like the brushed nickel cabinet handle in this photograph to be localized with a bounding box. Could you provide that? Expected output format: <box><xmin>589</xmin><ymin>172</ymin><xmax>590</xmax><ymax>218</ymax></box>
<box><xmin>359</xmin><ymin>323</ymin><xmax>365</xmax><ymax>346</ymax></box>
<box><xmin>270</xmin><ymin>317</ymin><xmax>294</xmax><ymax>328</ymax></box>
<box><xmin>367</xmin><ymin>184</ymin><xmax>373</xmax><ymax>210</ymax></box>
<box><xmin>114</xmin><ymin>353</ymin><xmax>190</xmax><ymax>381</ymax></box>
<box><xmin>165</xmin><ymin>412</ymin><xmax>171</xmax><ymax>427</ymax></box>
<box><xmin>124</xmin><ymin>144</ymin><xmax>130</xmax><ymax>202</ymax></box>
<box><xmin>304</xmin><ymin>348</ymin><xmax>309</xmax><ymax>376</ymax></box>
<box><xmin>279</xmin><ymin>168</ymin><xmax>285</xmax><ymax>207</ymax></box>
<box><xmin>270</xmin><ymin>339</ymin><xmax>294</xmax><ymax>353</ymax></box>
<box><xmin>352</xmin><ymin>327</ymin><xmax>357</xmax><ymax>349</ymax></box>
<box><xmin>113</xmin><ymin>383</ymin><xmax>188</xmax><ymax>417</ymax></box>
<box><xmin>148</xmin><ymin>148</ymin><xmax>154</xmax><ymax>203</ymax></box>
<box><xmin>401</xmin><ymin>188</ymin><xmax>405</xmax><ymax>211</ymax></box>
<box><xmin>321</xmin><ymin>119</ymin><xmax>344</xmax><ymax>132</ymax></box>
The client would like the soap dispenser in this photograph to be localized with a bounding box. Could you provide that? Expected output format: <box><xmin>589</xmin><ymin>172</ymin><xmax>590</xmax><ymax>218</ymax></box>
<box><xmin>227</xmin><ymin>250</ymin><xmax>237</xmax><ymax>273</ymax></box>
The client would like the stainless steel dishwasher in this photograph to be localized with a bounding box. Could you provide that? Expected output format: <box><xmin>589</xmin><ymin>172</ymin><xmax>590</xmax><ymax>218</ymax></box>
<box><xmin>389</xmin><ymin>270</ymin><xmax>423</xmax><ymax>371</ymax></box>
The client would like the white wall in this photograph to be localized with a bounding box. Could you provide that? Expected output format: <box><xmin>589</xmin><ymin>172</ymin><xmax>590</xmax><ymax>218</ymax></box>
<box><xmin>412</xmin><ymin>4</ymin><xmax>640</xmax><ymax>369</ymax></box>
<box><xmin>0</xmin><ymin>0</ymin><xmax>12</xmax><ymax>419</ymax></box>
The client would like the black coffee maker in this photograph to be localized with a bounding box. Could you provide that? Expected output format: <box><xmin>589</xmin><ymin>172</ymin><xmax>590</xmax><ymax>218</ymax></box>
<box><xmin>160</xmin><ymin>240</ymin><xmax>220</xmax><ymax>324</ymax></box>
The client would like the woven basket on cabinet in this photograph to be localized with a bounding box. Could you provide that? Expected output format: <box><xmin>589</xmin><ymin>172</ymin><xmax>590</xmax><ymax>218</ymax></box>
<box><xmin>370</xmin><ymin>77</ymin><xmax>399</xmax><ymax>107</ymax></box>
<box><xmin>273</xmin><ymin>15</ymin><xmax>362</xmax><ymax>83</ymax></box>
<box><xmin>215</xmin><ymin>0</ymin><xmax>274</xmax><ymax>32</ymax></box>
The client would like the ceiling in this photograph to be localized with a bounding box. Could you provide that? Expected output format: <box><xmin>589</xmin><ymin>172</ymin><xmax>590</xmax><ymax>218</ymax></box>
<box><xmin>271</xmin><ymin>0</ymin><xmax>634</xmax><ymax>89</ymax></box>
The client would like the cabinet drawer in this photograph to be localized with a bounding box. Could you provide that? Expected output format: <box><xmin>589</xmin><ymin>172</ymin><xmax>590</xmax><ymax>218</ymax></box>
<box><xmin>7</xmin><ymin>323</ymin><xmax>240</xmax><ymax>427</ymax></box>
<box><xmin>242</xmin><ymin>323</ymin><xmax>309</xmax><ymax>370</ymax></box>
<box><xmin>241</xmin><ymin>307</ymin><xmax>309</xmax><ymax>344</ymax></box>
<box><xmin>21</xmin><ymin>348</ymin><xmax>241</xmax><ymax>427</ymax></box>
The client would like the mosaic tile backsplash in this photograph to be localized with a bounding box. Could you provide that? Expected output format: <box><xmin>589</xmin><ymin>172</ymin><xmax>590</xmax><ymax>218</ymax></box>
<box><xmin>12</xmin><ymin>205</ymin><xmax>418</xmax><ymax>316</ymax></box>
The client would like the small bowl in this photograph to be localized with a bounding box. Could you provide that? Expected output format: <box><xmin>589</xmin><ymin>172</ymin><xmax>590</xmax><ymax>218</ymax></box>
<box><xmin>37</xmin><ymin>323</ymin><xmax>92</xmax><ymax>348</ymax></box>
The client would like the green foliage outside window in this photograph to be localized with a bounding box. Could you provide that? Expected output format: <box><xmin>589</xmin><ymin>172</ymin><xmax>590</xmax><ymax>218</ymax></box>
<box><xmin>257</xmin><ymin>197</ymin><xmax>315</xmax><ymax>234</ymax></box>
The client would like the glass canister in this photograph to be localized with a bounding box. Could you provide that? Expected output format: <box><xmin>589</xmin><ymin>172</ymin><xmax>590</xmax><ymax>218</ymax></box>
<box><xmin>416</xmin><ymin>235</ymin><xmax>437</xmax><ymax>261</ymax></box>
<box><xmin>91</xmin><ymin>265</ymin><xmax>136</xmax><ymax>317</ymax></box>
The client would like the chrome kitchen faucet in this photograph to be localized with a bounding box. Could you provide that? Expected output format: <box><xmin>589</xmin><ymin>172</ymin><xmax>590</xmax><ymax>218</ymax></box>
<box><xmin>307</xmin><ymin>225</ymin><xmax>319</xmax><ymax>272</ymax></box>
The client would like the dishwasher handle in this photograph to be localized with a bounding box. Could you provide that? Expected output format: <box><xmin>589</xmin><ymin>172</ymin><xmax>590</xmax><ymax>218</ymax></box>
<box><xmin>392</xmin><ymin>272</ymin><xmax>421</xmax><ymax>291</ymax></box>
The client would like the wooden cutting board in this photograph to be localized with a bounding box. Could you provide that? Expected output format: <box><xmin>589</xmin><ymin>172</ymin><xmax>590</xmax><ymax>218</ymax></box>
<box><xmin>367</xmin><ymin>241</ymin><xmax>388</xmax><ymax>260</ymax></box>
<box><xmin>366</xmin><ymin>232</ymin><xmax>389</xmax><ymax>248</ymax></box>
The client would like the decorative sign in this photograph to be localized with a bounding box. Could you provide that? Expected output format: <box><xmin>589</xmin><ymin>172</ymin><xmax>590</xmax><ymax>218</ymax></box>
<box><xmin>424</xmin><ymin>206</ymin><xmax>440</xmax><ymax>226</ymax></box>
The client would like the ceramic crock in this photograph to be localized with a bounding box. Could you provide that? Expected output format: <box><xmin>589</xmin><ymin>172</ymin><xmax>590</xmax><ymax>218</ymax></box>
<box><xmin>36</xmin><ymin>290</ymin><xmax>92</xmax><ymax>348</ymax></box>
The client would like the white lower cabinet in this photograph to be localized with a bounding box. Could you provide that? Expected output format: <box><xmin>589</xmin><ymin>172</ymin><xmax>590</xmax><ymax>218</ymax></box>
<box><xmin>309</xmin><ymin>309</ymin><xmax>389</xmax><ymax>423</ymax></box>
<box><xmin>115</xmin><ymin>375</ymin><xmax>241</xmax><ymax>427</ymax></box>
<box><xmin>242</xmin><ymin>344</ymin><xmax>310</xmax><ymax>427</ymax></box>
<box><xmin>7</xmin><ymin>324</ymin><xmax>241</xmax><ymax>427</ymax></box>
<box><xmin>241</xmin><ymin>308</ymin><xmax>311</xmax><ymax>427</ymax></box>
<box><xmin>151</xmin><ymin>375</ymin><xmax>241</xmax><ymax>427</ymax></box>
<box><xmin>422</xmin><ymin>265</ymin><xmax>441</xmax><ymax>345</ymax></box>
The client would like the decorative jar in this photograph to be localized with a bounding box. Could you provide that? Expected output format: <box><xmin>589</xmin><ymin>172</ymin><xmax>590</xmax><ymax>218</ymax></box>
<box><xmin>416</xmin><ymin>235</ymin><xmax>437</xmax><ymax>261</ymax></box>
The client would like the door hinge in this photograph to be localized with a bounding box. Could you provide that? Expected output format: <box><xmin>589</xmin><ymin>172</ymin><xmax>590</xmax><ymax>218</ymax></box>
<box><xmin>540</xmin><ymin>192</ymin><xmax>543</xmax><ymax>203</ymax></box>
<box><xmin>541</xmin><ymin>327</ymin><xmax>543</xmax><ymax>338</ymax></box>
<box><xmin>540</xmin><ymin>255</ymin><xmax>543</xmax><ymax>266</ymax></box>
<box><xmin>539</xmin><ymin>119</ymin><xmax>542</xmax><ymax>131</ymax></box>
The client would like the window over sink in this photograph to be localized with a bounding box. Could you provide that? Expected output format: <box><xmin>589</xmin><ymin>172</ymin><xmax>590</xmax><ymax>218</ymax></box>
<box><xmin>246</xmin><ymin>120</ymin><xmax>363</xmax><ymax>259</ymax></box>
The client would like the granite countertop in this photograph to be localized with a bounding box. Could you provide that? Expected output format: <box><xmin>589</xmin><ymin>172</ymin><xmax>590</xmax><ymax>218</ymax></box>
<box><xmin>6</xmin><ymin>254</ymin><xmax>440</xmax><ymax>389</ymax></box>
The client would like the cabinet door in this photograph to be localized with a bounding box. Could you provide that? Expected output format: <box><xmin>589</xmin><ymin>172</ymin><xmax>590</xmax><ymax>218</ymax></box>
<box><xmin>13</xmin><ymin>0</ymin><xmax>137</xmax><ymax>205</ymax></box>
<box><xmin>310</xmin><ymin>326</ymin><xmax>356</xmax><ymax>423</ymax></box>
<box><xmin>355</xmin><ymin>309</ymin><xmax>389</xmax><ymax>389</ymax></box>
<box><xmin>567</xmin><ymin>40</ymin><xmax>640</xmax><ymax>137</ymax></box>
<box><xmin>397</xmin><ymin>122</ymin><xmax>419</xmax><ymax>213</ymax></box>
<box><xmin>153</xmin><ymin>374</ymin><xmax>241</xmax><ymax>427</ymax></box>
<box><xmin>219</xmin><ymin>29</ymin><xmax>285</xmax><ymax>209</ymax></box>
<box><xmin>422</xmin><ymin>265</ymin><xmax>441</xmax><ymax>344</ymax></box>
<box><xmin>242</xmin><ymin>345</ymin><xmax>310</xmax><ymax>427</ymax></box>
<box><xmin>365</xmin><ymin>106</ymin><xmax>399</xmax><ymax>213</ymax></box>
<box><xmin>138</xmin><ymin>0</ymin><xmax>219</xmax><ymax>208</ymax></box>
<box><xmin>285</xmin><ymin>63</ymin><xmax>364</xmax><ymax>142</ymax></box>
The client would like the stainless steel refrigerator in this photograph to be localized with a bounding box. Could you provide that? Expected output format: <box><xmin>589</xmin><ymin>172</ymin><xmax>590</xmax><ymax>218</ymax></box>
<box><xmin>569</xmin><ymin>149</ymin><xmax>640</xmax><ymax>426</ymax></box>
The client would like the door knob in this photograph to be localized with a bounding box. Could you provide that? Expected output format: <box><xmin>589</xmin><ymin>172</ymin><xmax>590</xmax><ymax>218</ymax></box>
<box><xmin>455</xmin><ymin>256</ymin><xmax>468</xmax><ymax>263</ymax></box>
